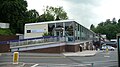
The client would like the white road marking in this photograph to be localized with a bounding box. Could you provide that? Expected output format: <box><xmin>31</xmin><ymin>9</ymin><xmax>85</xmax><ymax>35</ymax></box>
<box><xmin>31</xmin><ymin>64</ymin><xmax>39</xmax><ymax>67</ymax></box>
<box><xmin>104</xmin><ymin>55</ymin><xmax>110</xmax><ymax>57</ymax></box>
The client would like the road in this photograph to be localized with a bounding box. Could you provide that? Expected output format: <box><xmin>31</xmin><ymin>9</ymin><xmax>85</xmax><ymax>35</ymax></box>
<box><xmin>0</xmin><ymin>50</ymin><xmax>118</xmax><ymax>67</ymax></box>
<box><xmin>67</xmin><ymin>49</ymin><xmax>118</xmax><ymax>67</ymax></box>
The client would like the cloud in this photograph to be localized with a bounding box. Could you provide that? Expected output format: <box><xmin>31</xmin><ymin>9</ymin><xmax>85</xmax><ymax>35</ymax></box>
<box><xmin>63</xmin><ymin>0</ymin><xmax>103</xmax><ymax>28</ymax></box>
<box><xmin>27</xmin><ymin>0</ymin><xmax>120</xmax><ymax>28</ymax></box>
<box><xmin>64</xmin><ymin>0</ymin><xmax>101</xmax><ymax>6</ymax></box>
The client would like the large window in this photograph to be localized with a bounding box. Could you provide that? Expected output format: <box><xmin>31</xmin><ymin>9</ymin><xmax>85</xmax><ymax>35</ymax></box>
<box><xmin>48</xmin><ymin>23</ymin><xmax>55</xmax><ymax>32</ymax></box>
<box><xmin>56</xmin><ymin>23</ymin><xmax>63</xmax><ymax>28</ymax></box>
<box><xmin>65</xmin><ymin>22</ymin><xmax>74</xmax><ymax>36</ymax></box>
<box><xmin>48</xmin><ymin>23</ymin><xmax>55</xmax><ymax>35</ymax></box>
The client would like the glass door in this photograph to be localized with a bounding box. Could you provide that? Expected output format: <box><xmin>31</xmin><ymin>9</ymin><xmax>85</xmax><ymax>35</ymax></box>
<box><xmin>56</xmin><ymin>31</ymin><xmax>63</xmax><ymax>37</ymax></box>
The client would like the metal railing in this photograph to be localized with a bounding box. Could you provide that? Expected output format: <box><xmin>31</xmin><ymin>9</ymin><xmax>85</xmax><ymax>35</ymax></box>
<box><xmin>0</xmin><ymin>36</ymin><xmax>65</xmax><ymax>47</ymax></box>
<box><xmin>0</xmin><ymin>36</ymin><xmax>94</xmax><ymax>48</ymax></box>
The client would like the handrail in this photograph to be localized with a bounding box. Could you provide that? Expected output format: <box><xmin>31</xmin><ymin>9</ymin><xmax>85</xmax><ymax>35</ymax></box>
<box><xmin>0</xmin><ymin>36</ymin><xmax>59</xmax><ymax>45</ymax></box>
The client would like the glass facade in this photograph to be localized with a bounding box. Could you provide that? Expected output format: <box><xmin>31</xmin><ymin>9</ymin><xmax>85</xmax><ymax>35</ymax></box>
<box><xmin>48</xmin><ymin>21</ymin><xmax>95</xmax><ymax>42</ymax></box>
<box><xmin>65</xmin><ymin>22</ymin><xmax>74</xmax><ymax>41</ymax></box>
<box><xmin>48</xmin><ymin>23</ymin><xmax>55</xmax><ymax>36</ymax></box>
<box><xmin>56</xmin><ymin>23</ymin><xmax>63</xmax><ymax>28</ymax></box>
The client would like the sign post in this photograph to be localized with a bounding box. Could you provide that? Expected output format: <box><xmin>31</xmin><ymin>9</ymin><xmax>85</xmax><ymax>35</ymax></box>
<box><xmin>117</xmin><ymin>35</ymin><xmax>120</xmax><ymax>67</ymax></box>
<box><xmin>13</xmin><ymin>52</ymin><xmax>19</xmax><ymax>64</ymax></box>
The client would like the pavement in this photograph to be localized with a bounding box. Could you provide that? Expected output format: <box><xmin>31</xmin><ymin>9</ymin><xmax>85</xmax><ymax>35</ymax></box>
<box><xmin>63</xmin><ymin>50</ymin><xmax>98</xmax><ymax>57</ymax></box>
<box><xmin>0</xmin><ymin>50</ymin><xmax>98</xmax><ymax>57</ymax></box>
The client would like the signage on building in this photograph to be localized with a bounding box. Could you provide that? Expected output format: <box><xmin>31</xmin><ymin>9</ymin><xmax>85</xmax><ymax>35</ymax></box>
<box><xmin>31</xmin><ymin>29</ymin><xmax>45</xmax><ymax>33</ymax></box>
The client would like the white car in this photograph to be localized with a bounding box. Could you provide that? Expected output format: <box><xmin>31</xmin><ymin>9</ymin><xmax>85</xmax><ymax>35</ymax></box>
<box><xmin>101</xmin><ymin>45</ymin><xmax>115</xmax><ymax>51</ymax></box>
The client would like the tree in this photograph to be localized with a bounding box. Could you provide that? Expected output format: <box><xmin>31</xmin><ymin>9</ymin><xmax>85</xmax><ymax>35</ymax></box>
<box><xmin>38</xmin><ymin>6</ymin><xmax>68</xmax><ymax>22</ymax></box>
<box><xmin>118</xmin><ymin>19</ymin><xmax>120</xmax><ymax>26</ymax></box>
<box><xmin>105</xmin><ymin>24</ymin><xmax>117</xmax><ymax>39</ymax></box>
<box><xmin>90</xmin><ymin>24</ymin><xmax>95</xmax><ymax>31</ymax></box>
<box><xmin>0</xmin><ymin>0</ymin><xmax>28</xmax><ymax>34</ymax></box>
<box><xmin>98</xmin><ymin>22</ymin><xmax>104</xmax><ymax>26</ymax></box>
<box><xmin>25</xmin><ymin>9</ymin><xmax>39</xmax><ymax>23</ymax></box>
<box><xmin>104</xmin><ymin>19</ymin><xmax>111</xmax><ymax>25</ymax></box>
<box><xmin>92</xmin><ymin>18</ymin><xmax>119</xmax><ymax>40</ymax></box>
<box><xmin>112</xmin><ymin>18</ymin><xmax>117</xmax><ymax>25</ymax></box>
<box><xmin>38</xmin><ymin>12</ymin><xmax>54</xmax><ymax>22</ymax></box>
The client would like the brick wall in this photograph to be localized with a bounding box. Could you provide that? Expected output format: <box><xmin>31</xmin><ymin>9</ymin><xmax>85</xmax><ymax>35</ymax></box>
<box><xmin>0</xmin><ymin>44</ymin><xmax>10</xmax><ymax>53</ymax></box>
<box><xmin>0</xmin><ymin>35</ymin><xmax>19</xmax><ymax>41</ymax></box>
<box><xmin>0</xmin><ymin>35</ymin><xmax>19</xmax><ymax>52</ymax></box>
<box><xmin>65</xmin><ymin>44</ymin><xmax>80</xmax><ymax>52</ymax></box>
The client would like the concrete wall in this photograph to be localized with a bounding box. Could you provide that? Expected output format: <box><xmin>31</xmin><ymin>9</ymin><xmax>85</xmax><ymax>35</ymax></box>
<box><xmin>18</xmin><ymin>45</ymin><xmax>81</xmax><ymax>53</ymax></box>
<box><xmin>24</xmin><ymin>24</ymin><xmax>48</xmax><ymax>38</ymax></box>
<box><xmin>21</xmin><ymin>45</ymin><xmax>65</xmax><ymax>53</ymax></box>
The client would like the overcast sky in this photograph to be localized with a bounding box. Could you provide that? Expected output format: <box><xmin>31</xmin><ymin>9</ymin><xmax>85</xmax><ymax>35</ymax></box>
<box><xmin>26</xmin><ymin>0</ymin><xmax>120</xmax><ymax>28</ymax></box>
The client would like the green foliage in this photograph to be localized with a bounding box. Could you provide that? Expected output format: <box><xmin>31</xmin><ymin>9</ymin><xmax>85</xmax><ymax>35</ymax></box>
<box><xmin>90</xmin><ymin>24</ymin><xmax>95</xmax><ymax>31</ymax></box>
<box><xmin>0</xmin><ymin>28</ymin><xmax>13</xmax><ymax>35</ymax></box>
<box><xmin>25</xmin><ymin>9</ymin><xmax>39</xmax><ymax>23</ymax></box>
<box><xmin>0</xmin><ymin>0</ymin><xmax>28</xmax><ymax>34</ymax></box>
<box><xmin>42</xmin><ymin>32</ymin><xmax>52</xmax><ymax>36</ymax></box>
<box><xmin>38</xmin><ymin>12</ymin><xmax>54</xmax><ymax>22</ymax></box>
<box><xmin>0</xmin><ymin>1</ymin><xmax>68</xmax><ymax>35</ymax></box>
<box><xmin>91</xmin><ymin>18</ymin><xmax>119</xmax><ymax>40</ymax></box>
<box><xmin>38</xmin><ymin>6</ymin><xmax>68</xmax><ymax>22</ymax></box>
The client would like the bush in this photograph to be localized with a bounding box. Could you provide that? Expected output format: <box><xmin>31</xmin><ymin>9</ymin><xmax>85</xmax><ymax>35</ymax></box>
<box><xmin>0</xmin><ymin>28</ymin><xmax>13</xmax><ymax>35</ymax></box>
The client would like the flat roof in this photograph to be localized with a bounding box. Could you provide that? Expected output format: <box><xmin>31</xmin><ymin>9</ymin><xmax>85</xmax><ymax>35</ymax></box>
<box><xmin>25</xmin><ymin>19</ymin><xmax>76</xmax><ymax>26</ymax></box>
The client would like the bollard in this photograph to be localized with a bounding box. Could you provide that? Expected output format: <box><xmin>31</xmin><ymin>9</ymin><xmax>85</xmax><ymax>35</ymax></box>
<box><xmin>13</xmin><ymin>52</ymin><xmax>19</xmax><ymax>64</ymax></box>
<box><xmin>106</xmin><ymin>48</ymin><xmax>109</xmax><ymax>54</ymax></box>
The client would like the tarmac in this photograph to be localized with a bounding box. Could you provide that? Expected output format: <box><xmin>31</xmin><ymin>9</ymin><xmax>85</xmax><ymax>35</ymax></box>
<box><xmin>0</xmin><ymin>50</ymin><xmax>97</xmax><ymax>57</ymax></box>
<box><xmin>0</xmin><ymin>62</ymin><xmax>25</xmax><ymax>67</ymax></box>
<box><xmin>0</xmin><ymin>50</ymin><xmax>98</xmax><ymax>67</ymax></box>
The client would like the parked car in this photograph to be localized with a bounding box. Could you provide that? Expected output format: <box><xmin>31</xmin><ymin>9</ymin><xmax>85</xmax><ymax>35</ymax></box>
<box><xmin>101</xmin><ymin>45</ymin><xmax>115</xmax><ymax>51</ymax></box>
<box><xmin>105</xmin><ymin>41</ymin><xmax>117</xmax><ymax>48</ymax></box>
